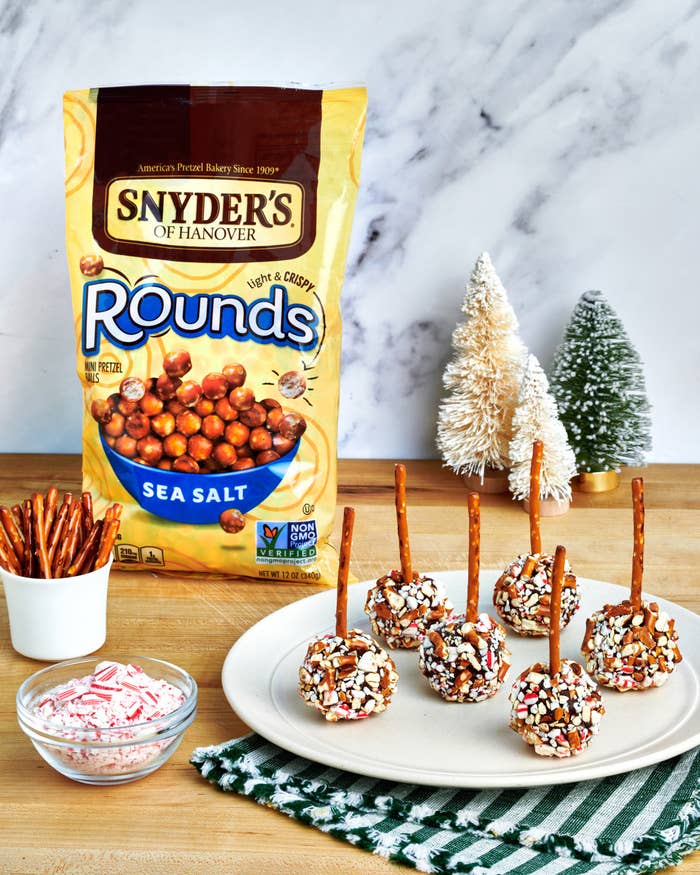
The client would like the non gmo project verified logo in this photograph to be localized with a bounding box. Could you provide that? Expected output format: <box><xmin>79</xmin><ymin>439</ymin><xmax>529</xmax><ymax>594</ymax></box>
<box><xmin>255</xmin><ymin>520</ymin><xmax>318</xmax><ymax>565</ymax></box>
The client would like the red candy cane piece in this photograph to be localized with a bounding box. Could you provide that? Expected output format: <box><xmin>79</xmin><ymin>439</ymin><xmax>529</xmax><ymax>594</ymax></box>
<box><xmin>56</xmin><ymin>686</ymin><xmax>82</xmax><ymax>702</ymax></box>
<box><xmin>94</xmin><ymin>663</ymin><xmax>120</xmax><ymax>683</ymax></box>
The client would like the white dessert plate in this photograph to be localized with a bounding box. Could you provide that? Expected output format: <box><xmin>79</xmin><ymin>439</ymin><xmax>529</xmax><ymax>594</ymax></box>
<box><xmin>221</xmin><ymin>572</ymin><xmax>699</xmax><ymax>787</ymax></box>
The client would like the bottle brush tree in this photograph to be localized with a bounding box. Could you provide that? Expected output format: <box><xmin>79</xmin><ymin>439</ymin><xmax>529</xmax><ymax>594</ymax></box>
<box><xmin>437</xmin><ymin>252</ymin><xmax>526</xmax><ymax>479</ymax></box>
<box><xmin>508</xmin><ymin>355</ymin><xmax>577</xmax><ymax>501</ymax></box>
<box><xmin>548</xmin><ymin>290</ymin><xmax>652</xmax><ymax>473</ymax></box>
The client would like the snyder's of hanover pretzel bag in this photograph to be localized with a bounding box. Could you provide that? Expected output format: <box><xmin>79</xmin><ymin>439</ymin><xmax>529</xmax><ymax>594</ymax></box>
<box><xmin>63</xmin><ymin>85</ymin><xmax>366</xmax><ymax>581</ymax></box>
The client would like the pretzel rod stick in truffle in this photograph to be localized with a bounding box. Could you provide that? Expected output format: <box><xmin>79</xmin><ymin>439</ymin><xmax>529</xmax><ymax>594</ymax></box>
<box><xmin>94</xmin><ymin>518</ymin><xmax>120</xmax><ymax>570</ymax></box>
<box><xmin>0</xmin><ymin>506</ymin><xmax>24</xmax><ymax>567</ymax></box>
<box><xmin>631</xmin><ymin>477</ymin><xmax>645</xmax><ymax>611</ymax></box>
<box><xmin>549</xmin><ymin>545</ymin><xmax>566</xmax><ymax>677</ymax></box>
<box><xmin>394</xmin><ymin>464</ymin><xmax>413</xmax><ymax>584</ymax></box>
<box><xmin>22</xmin><ymin>501</ymin><xmax>36</xmax><ymax>578</ymax></box>
<box><xmin>47</xmin><ymin>503</ymin><xmax>69</xmax><ymax>566</ymax></box>
<box><xmin>44</xmin><ymin>486</ymin><xmax>58</xmax><ymax>540</ymax></box>
<box><xmin>529</xmin><ymin>440</ymin><xmax>543</xmax><ymax>555</ymax></box>
<box><xmin>466</xmin><ymin>492</ymin><xmax>480</xmax><ymax>624</ymax></box>
<box><xmin>67</xmin><ymin>520</ymin><xmax>104</xmax><ymax>576</ymax></box>
<box><xmin>335</xmin><ymin>506</ymin><xmax>355</xmax><ymax>639</ymax></box>
<box><xmin>31</xmin><ymin>493</ymin><xmax>51</xmax><ymax>579</ymax></box>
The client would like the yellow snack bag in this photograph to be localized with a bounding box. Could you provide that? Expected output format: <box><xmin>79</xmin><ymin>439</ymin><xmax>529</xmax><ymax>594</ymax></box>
<box><xmin>63</xmin><ymin>85</ymin><xmax>366</xmax><ymax>581</ymax></box>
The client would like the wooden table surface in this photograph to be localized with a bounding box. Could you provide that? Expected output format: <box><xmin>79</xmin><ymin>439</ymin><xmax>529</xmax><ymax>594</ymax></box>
<box><xmin>1</xmin><ymin>456</ymin><xmax>700</xmax><ymax>874</ymax></box>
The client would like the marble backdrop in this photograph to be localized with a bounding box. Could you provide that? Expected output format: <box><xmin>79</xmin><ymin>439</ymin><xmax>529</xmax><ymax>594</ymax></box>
<box><xmin>1</xmin><ymin>0</ymin><xmax>698</xmax><ymax>460</ymax></box>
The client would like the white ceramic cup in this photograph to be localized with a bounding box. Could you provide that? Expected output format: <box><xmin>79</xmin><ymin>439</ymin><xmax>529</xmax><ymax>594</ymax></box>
<box><xmin>1</xmin><ymin>559</ymin><xmax>111</xmax><ymax>661</ymax></box>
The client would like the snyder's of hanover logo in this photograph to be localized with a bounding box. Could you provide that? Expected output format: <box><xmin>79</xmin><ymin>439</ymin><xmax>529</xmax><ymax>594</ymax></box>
<box><xmin>105</xmin><ymin>177</ymin><xmax>303</xmax><ymax>249</ymax></box>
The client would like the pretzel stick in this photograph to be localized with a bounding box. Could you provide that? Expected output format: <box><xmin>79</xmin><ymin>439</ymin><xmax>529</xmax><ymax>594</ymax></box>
<box><xmin>549</xmin><ymin>545</ymin><xmax>566</xmax><ymax>677</ymax></box>
<box><xmin>53</xmin><ymin>503</ymin><xmax>81</xmax><ymax>578</ymax></box>
<box><xmin>81</xmin><ymin>491</ymin><xmax>94</xmax><ymax>537</ymax></box>
<box><xmin>466</xmin><ymin>492</ymin><xmax>480</xmax><ymax>624</ymax></box>
<box><xmin>31</xmin><ymin>493</ymin><xmax>51</xmax><ymax>579</ymax></box>
<box><xmin>631</xmin><ymin>477</ymin><xmax>644</xmax><ymax>611</ymax></box>
<box><xmin>44</xmin><ymin>486</ymin><xmax>58</xmax><ymax>540</ymax></box>
<box><xmin>335</xmin><ymin>506</ymin><xmax>355</xmax><ymax>639</ymax></box>
<box><xmin>0</xmin><ymin>528</ymin><xmax>21</xmax><ymax>575</ymax></box>
<box><xmin>529</xmin><ymin>440</ymin><xmax>543</xmax><ymax>555</ymax></box>
<box><xmin>67</xmin><ymin>520</ymin><xmax>104</xmax><ymax>576</ymax></box>
<box><xmin>22</xmin><ymin>501</ymin><xmax>35</xmax><ymax>578</ymax></box>
<box><xmin>95</xmin><ymin>518</ymin><xmax>120</xmax><ymax>570</ymax></box>
<box><xmin>47</xmin><ymin>503</ymin><xmax>69</xmax><ymax>566</ymax></box>
<box><xmin>394</xmin><ymin>464</ymin><xmax>413</xmax><ymax>583</ymax></box>
<box><xmin>0</xmin><ymin>506</ymin><xmax>24</xmax><ymax>567</ymax></box>
<box><xmin>11</xmin><ymin>504</ymin><xmax>23</xmax><ymax>532</ymax></box>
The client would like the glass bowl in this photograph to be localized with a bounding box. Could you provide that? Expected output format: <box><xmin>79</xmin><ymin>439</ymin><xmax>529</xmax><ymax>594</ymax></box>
<box><xmin>17</xmin><ymin>656</ymin><xmax>197</xmax><ymax>785</ymax></box>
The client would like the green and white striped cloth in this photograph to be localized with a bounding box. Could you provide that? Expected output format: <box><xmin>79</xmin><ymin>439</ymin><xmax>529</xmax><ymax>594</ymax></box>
<box><xmin>191</xmin><ymin>734</ymin><xmax>700</xmax><ymax>874</ymax></box>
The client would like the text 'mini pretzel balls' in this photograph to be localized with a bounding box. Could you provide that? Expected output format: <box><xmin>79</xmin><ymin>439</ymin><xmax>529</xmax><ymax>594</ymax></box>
<box><xmin>581</xmin><ymin>477</ymin><xmax>681</xmax><ymax>692</ymax></box>
<box><xmin>298</xmin><ymin>507</ymin><xmax>399</xmax><ymax>721</ymax></box>
<box><xmin>510</xmin><ymin>545</ymin><xmax>605</xmax><ymax>758</ymax></box>
<box><xmin>364</xmin><ymin>464</ymin><xmax>452</xmax><ymax>648</ymax></box>
<box><xmin>494</xmin><ymin>440</ymin><xmax>580</xmax><ymax>636</ymax></box>
<box><xmin>418</xmin><ymin>493</ymin><xmax>511</xmax><ymax>702</ymax></box>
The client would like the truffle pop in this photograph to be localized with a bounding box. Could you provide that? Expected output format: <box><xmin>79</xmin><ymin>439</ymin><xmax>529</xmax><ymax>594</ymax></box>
<box><xmin>510</xmin><ymin>545</ymin><xmax>605</xmax><ymax>757</ymax></box>
<box><xmin>493</xmin><ymin>440</ymin><xmax>580</xmax><ymax>636</ymax></box>
<box><xmin>581</xmin><ymin>477</ymin><xmax>682</xmax><ymax>691</ymax></box>
<box><xmin>418</xmin><ymin>492</ymin><xmax>511</xmax><ymax>702</ymax></box>
<box><xmin>364</xmin><ymin>464</ymin><xmax>453</xmax><ymax>648</ymax></box>
<box><xmin>298</xmin><ymin>507</ymin><xmax>399</xmax><ymax>721</ymax></box>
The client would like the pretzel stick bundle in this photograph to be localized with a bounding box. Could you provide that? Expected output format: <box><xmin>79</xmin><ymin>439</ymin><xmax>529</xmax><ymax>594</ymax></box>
<box><xmin>0</xmin><ymin>487</ymin><xmax>120</xmax><ymax>579</ymax></box>
<box><xmin>298</xmin><ymin>506</ymin><xmax>399</xmax><ymax>722</ymax></box>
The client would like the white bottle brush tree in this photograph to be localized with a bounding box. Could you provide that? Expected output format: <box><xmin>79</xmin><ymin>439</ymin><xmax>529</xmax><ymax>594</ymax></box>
<box><xmin>549</xmin><ymin>290</ymin><xmax>652</xmax><ymax>473</ymax></box>
<box><xmin>437</xmin><ymin>252</ymin><xmax>526</xmax><ymax>479</ymax></box>
<box><xmin>508</xmin><ymin>355</ymin><xmax>577</xmax><ymax>502</ymax></box>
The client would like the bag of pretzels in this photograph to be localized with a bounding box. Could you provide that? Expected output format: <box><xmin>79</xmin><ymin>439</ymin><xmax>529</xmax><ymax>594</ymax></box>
<box><xmin>63</xmin><ymin>85</ymin><xmax>366</xmax><ymax>581</ymax></box>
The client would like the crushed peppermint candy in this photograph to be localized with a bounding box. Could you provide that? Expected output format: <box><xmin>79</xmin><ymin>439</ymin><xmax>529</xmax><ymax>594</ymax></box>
<box><xmin>34</xmin><ymin>661</ymin><xmax>185</xmax><ymax>728</ymax></box>
<box><xmin>581</xmin><ymin>599</ymin><xmax>682</xmax><ymax>692</ymax></box>
<box><xmin>364</xmin><ymin>569</ymin><xmax>453</xmax><ymax>649</ymax></box>
<box><xmin>30</xmin><ymin>661</ymin><xmax>187</xmax><ymax>776</ymax></box>
<box><xmin>494</xmin><ymin>553</ymin><xmax>580</xmax><ymax>637</ymax></box>
<box><xmin>509</xmin><ymin>659</ymin><xmax>605</xmax><ymax>758</ymax></box>
<box><xmin>298</xmin><ymin>630</ymin><xmax>398</xmax><ymax>722</ymax></box>
<box><xmin>418</xmin><ymin>612</ymin><xmax>511</xmax><ymax>702</ymax></box>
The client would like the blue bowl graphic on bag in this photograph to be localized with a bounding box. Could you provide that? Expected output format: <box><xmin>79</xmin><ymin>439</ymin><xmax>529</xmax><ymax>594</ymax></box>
<box><xmin>100</xmin><ymin>433</ymin><xmax>300</xmax><ymax>524</ymax></box>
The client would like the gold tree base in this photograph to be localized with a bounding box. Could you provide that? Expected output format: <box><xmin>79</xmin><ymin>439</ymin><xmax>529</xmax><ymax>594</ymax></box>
<box><xmin>522</xmin><ymin>496</ymin><xmax>570</xmax><ymax>517</ymax></box>
<box><xmin>462</xmin><ymin>466</ymin><xmax>510</xmax><ymax>494</ymax></box>
<box><xmin>574</xmin><ymin>471</ymin><xmax>620</xmax><ymax>493</ymax></box>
